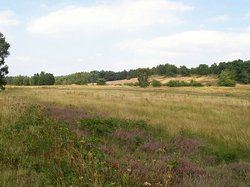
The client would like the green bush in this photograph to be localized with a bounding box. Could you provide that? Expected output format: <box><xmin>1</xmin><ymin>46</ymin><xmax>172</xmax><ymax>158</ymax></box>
<box><xmin>164</xmin><ymin>80</ymin><xmax>203</xmax><ymax>87</ymax></box>
<box><xmin>190</xmin><ymin>80</ymin><xmax>203</xmax><ymax>87</ymax></box>
<box><xmin>151</xmin><ymin>80</ymin><xmax>162</xmax><ymax>87</ymax></box>
<box><xmin>165</xmin><ymin>80</ymin><xmax>180</xmax><ymax>87</ymax></box>
<box><xmin>96</xmin><ymin>78</ymin><xmax>106</xmax><ymax>85</ymax></box>
<box><xmin>218</xmin><ymin>70</ymin><xmax>236</xmax><ymax>87</ymax></box>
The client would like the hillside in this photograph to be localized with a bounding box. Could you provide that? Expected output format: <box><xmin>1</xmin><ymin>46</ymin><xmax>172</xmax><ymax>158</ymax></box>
<box><xmin>107</xmin><ymin>75</ymin><xmax>218</xmax><ymax>86</ymax></box>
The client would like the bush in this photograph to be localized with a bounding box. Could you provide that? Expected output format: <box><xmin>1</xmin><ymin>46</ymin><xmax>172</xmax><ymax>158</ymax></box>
<box><xmin>96</xmin><ymin>78</ymin><xmax>106</xmax><ymax>85</ymax></box>
<box><xmin>218</xmin><ymin>70</ymin><xmax>236</xmax><ymax>87</ymax></box>
<box><xmin>165</xmin><ymin>80</ymin><xmax>189</xmax><ymax>87</ymax></box>
<box><xmin>151</xmin><ymin>80</ymin><xmax>162</xmax><ymax>87</ymax></box>
<box><xmin>190</xmin><ymin>80</ymin><xmax>203</xmax><ymax>87</ymax></box>
<box><xmin>164</xmin><ymin>80</ymin><xmax>203</xmax><ymax>87</ymax></box>
<box><xmin>139</xmin><ymin>81</ymin><xmax>150</xmax><ymax>87</ymax></box>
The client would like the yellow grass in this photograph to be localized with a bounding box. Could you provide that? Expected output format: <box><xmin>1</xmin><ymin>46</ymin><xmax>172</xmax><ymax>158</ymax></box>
<box><xmin>1</xmin><ymin>85</ymin><xmax>250</xmax><ymax>151</ymax></box>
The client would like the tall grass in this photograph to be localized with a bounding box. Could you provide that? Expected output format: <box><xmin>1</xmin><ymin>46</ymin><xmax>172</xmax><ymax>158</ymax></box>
<box><xmin>1</xmin><ymin>85</ymin><xmax>250</xmax><ymax>186</ymax></box>
<box><xmin>2</xmin><ymin>85</ymin><xmax>250</xmax><ymax>158</ymax></box>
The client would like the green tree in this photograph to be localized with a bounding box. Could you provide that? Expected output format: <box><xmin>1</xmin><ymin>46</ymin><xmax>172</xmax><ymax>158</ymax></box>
<box><xmin>195</xmin><ymin>64</ymin><xmax>210</xmax><ymax>75</ymax></box>
<box><xmin>0</xmin><ymin>32</ymin><xmax>10</xmax><ymax>90</ymax></box>
<box><xmin>210</xmin><ymin>63</ymin><xmax>219</xmax><ymax>74</ymax></box>
<box><xmin>31</xmin><ymin>73</ymin><xmax>40</xmax><ymax>85</ymax></box>
<box><xmin>137</xmin><ymin>68</ymin><xmax>150</xmax><ymax>87</ymax></box>
<box><xmin>179</xmin><ymin>65</ymin><xmax>190</xmax><ymax>76</ymax></box>
<box><xmin>165</xmin><ymin>64</ymin><xmax>178</xmax><ymax>76</ymax></box>
<box><xmin>31</xmin><ymin>72</ymin><xmax>55</xmax><ymax>85</ymax></box>
<box><xmin>218</xmin><ymin>69</ymin><xmax>236</xmax><ymax>87</ymax></box>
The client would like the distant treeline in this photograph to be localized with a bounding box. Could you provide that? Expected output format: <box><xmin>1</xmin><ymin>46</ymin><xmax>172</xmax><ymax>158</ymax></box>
<box><xmin>6</xmin><ymin>59</ymin><xmax>250</xmax><ymax>86</ymax></box>
<box><xmin>6</xmin><ymin>72</ymin><xmax>55</xmax><ymax>86</ymax></box>
<box><xmin>55</xmin><ymin>70</ymin><xmax>137</xmax><ymax>85</ymax></box>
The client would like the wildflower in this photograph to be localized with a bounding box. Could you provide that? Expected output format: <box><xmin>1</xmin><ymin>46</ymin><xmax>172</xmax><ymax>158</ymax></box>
<box><xmin>127</xmin><ymin>168</ymin><xmax>132</xmax><ymax>172</ymax></box>
<box><xmin>143</xmin><ymin>182</ymin><xmax>152</xmax><ymax>186</ymax></box>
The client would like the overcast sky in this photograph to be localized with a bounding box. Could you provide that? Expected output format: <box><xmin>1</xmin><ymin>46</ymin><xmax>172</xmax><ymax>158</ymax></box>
<box><xmin>1</xmin><ymin>0</ymin><xmax>250</xmax><ymax>76</ymax></box>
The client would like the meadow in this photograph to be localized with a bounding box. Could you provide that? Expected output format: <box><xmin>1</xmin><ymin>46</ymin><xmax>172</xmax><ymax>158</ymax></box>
<box><xmin>0</xmin><ymin>85</ymin><xmax>250</xmax><ymax>186</ymax></box>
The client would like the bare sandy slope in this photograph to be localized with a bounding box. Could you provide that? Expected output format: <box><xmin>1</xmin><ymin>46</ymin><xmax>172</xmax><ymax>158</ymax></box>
<box><xmin>107</xmin><ymin>75</ymin><xmax>218</xmax><ymax>85</ymax></box>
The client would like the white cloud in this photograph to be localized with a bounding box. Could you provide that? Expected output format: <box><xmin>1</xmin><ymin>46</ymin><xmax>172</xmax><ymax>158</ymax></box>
<box><xmin>0</xmin><ymin>10</ymin><xmax>20</xmax><ymax>27</ymax></box>
<box><xmin>208</xmin><ymin>14</ymin><xmax>229</xmax><ymax>23</ymax></box>
<box><xmin>27</xmin><ymin>0</ymin><xmax>192</xmax><ymax>34</ymax></box>
<box><xmin>118</xmin><ymin>30</ymin><xmax>250</xmax><ymax>67</ymax></box>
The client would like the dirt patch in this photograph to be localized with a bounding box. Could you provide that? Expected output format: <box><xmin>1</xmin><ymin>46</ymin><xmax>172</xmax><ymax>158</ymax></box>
<box><xmin>44</xmin><ymin>106</ymin><xmax>89</xmax><ymax>124</ymax></box>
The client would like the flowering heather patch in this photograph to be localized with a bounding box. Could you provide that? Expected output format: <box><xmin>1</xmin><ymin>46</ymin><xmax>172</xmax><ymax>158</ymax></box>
<box><xmin>45</xmin><ymin>106</ymin><xmax>89</xmax><ymax>123</ymax></box>
<box><xmin>130</xmin><ymin>160</ymin><xmax>150</xmax><ymax>179</ymax></box>
<box><xmin>229</xmin><ymin>162</ymin><xmax>250</xmax><ymax>179</ymax></box>
<box><xmin>4</xmin><ymin>103</ymin><xmax>248</xmax><ymax>186</ymax></box>
<box><xmin>100</xmin><ymin>144</ymin><xmax>115</xmax><ymax>155</ymax></box>
<box><xmin>174</xmin><ymin>159</ymin><xmax>207</xmax><ymax>176</ymax></box>
<box><xmin>140</xmin><ymin>141</ymin><xmax>166</xmax><ymax>152</ymax></box>
<box><xmin>171</xmin><ymin>136</ymin><xmax>202</xmax><ymax>155</ymax></box>
<box><xmin>112</xmin><ymin>129</ymin><xmax>144</xmax><ymax>141</ymax></box>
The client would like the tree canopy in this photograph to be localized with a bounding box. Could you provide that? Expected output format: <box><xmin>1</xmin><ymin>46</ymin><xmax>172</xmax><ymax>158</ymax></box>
<box><xmin>137</xmin><ymin>68</ymin><xmax>150</xmax><ymax>87</ymax></box>
<box><xmin>31</xmin><ymin>72</ymin><xmax>55</xmax><ymax>85</ymax></box>
<box><xmin>0</xmin><ymin>32</ymin><xmax>10</xmax><ymax>90</ymax></box>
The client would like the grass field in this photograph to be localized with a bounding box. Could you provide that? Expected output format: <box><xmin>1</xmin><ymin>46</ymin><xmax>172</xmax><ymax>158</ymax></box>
<box><xmin>3</xmin><ymin>85</ymin><xmax>250</xmax><ymax>151</ymax></box>
<box><xmin>1</xmin><ymin>85</ymin><xmax>250</xmax><ymax>186</ymax></box>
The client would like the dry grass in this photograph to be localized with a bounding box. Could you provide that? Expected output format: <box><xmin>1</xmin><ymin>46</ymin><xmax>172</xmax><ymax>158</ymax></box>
<box><xmin>1</xmin><ymin>85</ymin><xmax>250</xmax><ymax>186</ymax></box>
<box><xmin>107</xmin><ymin>78</ymin><xmax>138</xmax><ymax>85</ymax></box>
<box><xmin>2</xmin><ymin>85</ymin><xmax>250</xmax><ymax>154</ymax></box>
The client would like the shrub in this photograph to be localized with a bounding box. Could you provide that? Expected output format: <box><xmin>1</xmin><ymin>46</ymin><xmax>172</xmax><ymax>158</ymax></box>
<box><xmin>190</xmin><ymin>80</ymin><xmax>203</xmax><ymax>87</ymax></box>
<box><xmin>151</xmin><ymin>80</ymin><xmax>162</xmax><ymax>87</ymax></box>
<box><xmin>165</xmin><ymin>80</ymin><xmax>203</xmax><ymax>87</ymax></box>
<box><xmin>96</xmin><ymin>78</ymin><xmax>106</xmax><ymax>85</ymax></box>
<box><xmin>218</xmin><ymin>70</ymin><xmax>236</xmax><ymax>87</ymax></box>
<box><xmin>165</xmin><ymin>80</ymin><xmax>181</xmax><ymax>87</ymax></box>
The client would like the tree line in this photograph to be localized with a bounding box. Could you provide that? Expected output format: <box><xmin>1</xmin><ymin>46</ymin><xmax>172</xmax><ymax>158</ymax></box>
<box><xmin>6</xmin><ymin>72</ymin><xmax>55</xmax><ymax>86</ymax></box>
<box><xmin>54</xmin><ymin>70</ymin><xmax>137</xmax><ymax>85</ymax></box>
<box><xmin>5</xmin><ymin>59</ymin><xmax>250</xmax><ymax>86</ymax></box>
<box><xmin>1</xmin><ymin>32</ymin><xmax>249</xmax><ymax>89</ymax></box>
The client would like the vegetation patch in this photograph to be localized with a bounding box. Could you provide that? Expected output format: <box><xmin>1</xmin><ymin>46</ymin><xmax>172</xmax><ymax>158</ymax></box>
<box><xmin>0</xmin><ymin>103</ymin><xmax>250</xmax><ymax>186</ymax></box>
<box><xmin>45</xmin><ymin>106</ymin><xmax>89</xmax><ymax>123</ymax></box>
<box><xmin>165</xmin><ymin>80</ymin><xmax>203</xmax><ymax>87</ymax></box>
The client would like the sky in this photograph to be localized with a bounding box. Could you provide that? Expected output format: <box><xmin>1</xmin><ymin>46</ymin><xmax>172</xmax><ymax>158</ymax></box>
<box><xmin>1</xmin><ymin>0</ymin><xmax>250</xmax><ymax>76</ymax></box>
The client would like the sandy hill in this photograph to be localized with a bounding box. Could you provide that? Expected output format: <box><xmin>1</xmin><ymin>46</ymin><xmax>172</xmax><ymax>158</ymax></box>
<box><xmin>107</xmin><ymin>75</ymin><xmax>218</xmax><ymax>86</ymax></box>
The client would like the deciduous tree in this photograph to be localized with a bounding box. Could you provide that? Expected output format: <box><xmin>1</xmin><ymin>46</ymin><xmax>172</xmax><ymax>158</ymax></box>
<box><xmin>0</xmin><ymin>32</ymin><xmax>10</xmax><ymax>90</ymax></box>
